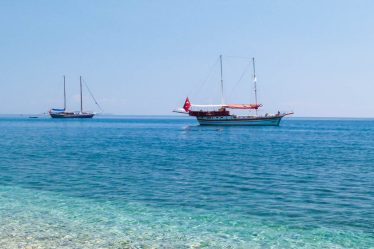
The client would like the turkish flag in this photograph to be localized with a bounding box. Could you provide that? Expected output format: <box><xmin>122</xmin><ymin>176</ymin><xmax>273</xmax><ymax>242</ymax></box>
<box><xmin>183</xmin><ymin>97</ymin><xmax>191</xmax><ymax>112</ymax></box>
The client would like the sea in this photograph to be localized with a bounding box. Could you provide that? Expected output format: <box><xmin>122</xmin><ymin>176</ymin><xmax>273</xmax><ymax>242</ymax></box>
<box><xmin>0</xmin><ymin>116</ymin><xmax>373</xmax><ymax>249</ymax></box>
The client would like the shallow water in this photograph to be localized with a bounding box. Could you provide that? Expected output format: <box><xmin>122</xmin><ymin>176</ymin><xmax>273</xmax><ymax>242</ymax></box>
<box><xmin>0</xmin><ymin>116</ymin><xmax>373</xmax><ymax>248</ymax></box>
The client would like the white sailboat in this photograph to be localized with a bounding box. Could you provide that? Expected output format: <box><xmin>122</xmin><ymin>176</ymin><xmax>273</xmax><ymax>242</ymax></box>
<box><xmin>175</xmin><ymin>55</ymin><xmax>293</xmax><ymax>126</ymax></box>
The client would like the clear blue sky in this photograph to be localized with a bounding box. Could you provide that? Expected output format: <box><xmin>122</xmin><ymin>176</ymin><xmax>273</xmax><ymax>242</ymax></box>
<box><xmin>1</xmin><ymin>0</ymin><xmax>373</xmax><ymax>117</ymax></box>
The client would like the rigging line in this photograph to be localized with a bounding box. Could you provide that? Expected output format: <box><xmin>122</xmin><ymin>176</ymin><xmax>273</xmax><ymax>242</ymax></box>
<box><xmin>188</xmin><ymin>56</ymin><xmax>220</xmax><ymax>100</ymax></box>
<box><xmin>82</xmin><ymin>79</ymin><xmax>103</xmax><ymax>113</ymax></box>
<box><xmin>228</xmin><ymin>62</ymin><xmax>251</xmax><ymax>97</ymax></box>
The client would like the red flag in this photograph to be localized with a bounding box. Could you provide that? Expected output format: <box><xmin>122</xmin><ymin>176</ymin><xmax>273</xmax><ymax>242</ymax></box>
<box><xmin>183</xmin><ymin>97</ymin><xmax>191</xmax><ymax>112</ymax></box>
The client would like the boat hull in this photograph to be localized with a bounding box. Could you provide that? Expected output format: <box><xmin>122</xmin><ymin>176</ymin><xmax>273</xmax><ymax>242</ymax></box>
<box><xmin>196</xmin><ymin>115</ymin><xmax>284</xmax><ymax>126</ymax></box>
<box><xmin>50</xmin><ymin>113</ymin><xmax>94</xmax><ymax>119</ymax></box>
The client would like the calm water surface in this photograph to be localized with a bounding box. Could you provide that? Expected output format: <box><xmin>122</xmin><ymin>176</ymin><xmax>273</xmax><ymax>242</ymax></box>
<box><xmin>0</xmin><ymin>116</ymin><xmax>373</xmax><ymax>248</ymax></box>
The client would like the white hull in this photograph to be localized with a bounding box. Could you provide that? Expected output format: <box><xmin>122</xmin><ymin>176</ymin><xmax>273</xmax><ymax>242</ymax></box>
<box><xmin>196</xmin><ymin>115</ymin><xmax>284</xmax><ymax>126</ymax></box>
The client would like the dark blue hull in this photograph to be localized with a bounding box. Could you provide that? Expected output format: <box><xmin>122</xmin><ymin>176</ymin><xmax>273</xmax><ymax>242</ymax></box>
<box><xmin>50</xmin><ymin>113</ymin><xmax>94</xmax><ymax>119</ymax></box>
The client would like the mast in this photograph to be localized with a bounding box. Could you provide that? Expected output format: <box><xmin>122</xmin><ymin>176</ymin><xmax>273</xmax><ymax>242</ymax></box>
<box><xmin>220</xmin><ymin>55</ymin><xmax>224</xmax><ymax>105</ymax></box>
<box><xmin>63</xmin><ymin>75</ymin><xmax>66</xmax><ymax>110</ymax></box>
<box><xmin>80</xmin><ymin>76</ymin><xmax>83</xmax><ymax>113</ymax></box>
<box><xmin>252</xmin><ymin>57</ymin><xmax>258</xmax><ymax>115</ymax></box>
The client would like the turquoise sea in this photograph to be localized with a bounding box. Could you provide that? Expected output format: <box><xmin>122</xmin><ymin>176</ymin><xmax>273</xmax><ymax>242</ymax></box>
<box><xmin>0</xmin><ymin>116</ymin><xmax>373</xmax><ymax>248</ymax></box>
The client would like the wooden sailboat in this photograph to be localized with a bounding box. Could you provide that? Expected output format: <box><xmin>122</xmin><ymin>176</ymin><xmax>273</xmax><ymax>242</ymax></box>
<box><xmin>175</xmin><ymin>55</ymin><xmax>293</xmax><ymax>126</ymax></box>
<box><xmin>49</xmin><ymin>76</ymin><xmax>95</xmax><ymax>118</ymax></box>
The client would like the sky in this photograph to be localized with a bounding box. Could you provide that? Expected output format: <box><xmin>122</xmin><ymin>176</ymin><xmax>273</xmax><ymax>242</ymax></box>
<box><xmin>0</xmin><ymin>0</ymin><xmax>374</xmax><ymax>117</ymax></box>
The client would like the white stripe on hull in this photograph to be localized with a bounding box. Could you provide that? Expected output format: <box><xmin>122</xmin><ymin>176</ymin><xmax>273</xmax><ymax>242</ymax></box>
<box><xmin>196</xmin><ymin>116</ymin><xmax>283</xmax><ymax>126</ymax></box>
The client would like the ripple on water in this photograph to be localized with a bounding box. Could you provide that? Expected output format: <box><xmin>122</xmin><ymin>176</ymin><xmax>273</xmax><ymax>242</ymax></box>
<box><xmin>0</xmin><ymin>117</ymin><xmax>373</xmax><ymax>248</ymax></box>
<box><xmin>0</xmin><ymin>186</ymin><xmax>373</xmax><ymax>249</ymax></box>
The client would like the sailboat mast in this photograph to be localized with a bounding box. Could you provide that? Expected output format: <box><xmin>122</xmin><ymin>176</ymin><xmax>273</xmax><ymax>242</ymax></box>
<box><xmin>220</xmin><ymin>55</ymin><xmax>224</xmax><ymax>105</ymax></box>
<box><xmin>80</xmin><ymin>76</ymin><xmax>83</xmax><ymax>113</ymax></box>
<box><xmin>252</xmin><ymin>57</ymin><xmax>258</xmax><ymax>115</ymax></box>
<box><xmin>63</xmin><ymin>75</ymin><xmax>66</xmax><ymax>110</ymax></box>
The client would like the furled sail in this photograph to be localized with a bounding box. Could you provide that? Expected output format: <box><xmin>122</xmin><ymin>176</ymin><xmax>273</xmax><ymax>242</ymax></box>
<box><xmin>50</xmin><ymin>108</ymin><xmax>65</xmax><ymax>112</ymax></box>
